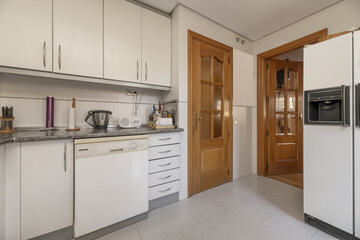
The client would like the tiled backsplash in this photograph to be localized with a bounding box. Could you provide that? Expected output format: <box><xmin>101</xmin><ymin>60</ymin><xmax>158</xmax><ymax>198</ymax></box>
<box><xmin>0</xmin><ymin>73</ymin><xmax>163</xmax><ymax>128</ymax></box>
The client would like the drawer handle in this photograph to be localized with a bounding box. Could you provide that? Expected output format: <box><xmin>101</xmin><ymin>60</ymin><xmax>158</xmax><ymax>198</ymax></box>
<box><xmin>110</xmin><ymin>147</ymin><xmax>124</xmax><ymax>152</ymax></box>
<box><xmin>159</xmin><ymin>150</ymin><xmax>172</xmax><ymax>154</ymax></box>
<box><xmin>159</xmin><ymin>137</ymin><xmax>172</xmax><ymax>141</ymax></box>
<box><xmin>159</xmin><ymin>162</ymin><xmax>172</xmax><ymax>167</ymax></box>
<box><xmin>158</xmin><ymin>187</ymin><xmax>172</xmax><ymax>193</ymax></box>
<box><xmin>158</xmin><ymin>175</ymin><xmax>172</xmax><ymax>180</ymax></box>
<box><xmin>79</xmin><ymin>148</ymin><xmax>88</xmax><ymax>152</ymax></box>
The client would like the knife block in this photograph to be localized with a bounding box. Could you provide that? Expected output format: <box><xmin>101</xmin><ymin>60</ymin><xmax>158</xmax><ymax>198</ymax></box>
<box><xmin>0</xmin><ymin>116</ymin><xmax>15</xmax><ymax>133</ymax></box>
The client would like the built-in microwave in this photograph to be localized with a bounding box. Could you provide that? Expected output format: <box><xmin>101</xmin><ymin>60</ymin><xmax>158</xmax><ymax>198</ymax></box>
<box><xmin>304</xmin><ymin>85</ymin><xmax>350</xmax><ymax>126</ymax></box>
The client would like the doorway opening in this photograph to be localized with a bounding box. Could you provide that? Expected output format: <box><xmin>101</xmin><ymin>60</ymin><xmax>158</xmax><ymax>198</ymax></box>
<box><xmin>257</xmin><ymin>29</ymin><xmax>328</xmax><ymax>189</ymax></box>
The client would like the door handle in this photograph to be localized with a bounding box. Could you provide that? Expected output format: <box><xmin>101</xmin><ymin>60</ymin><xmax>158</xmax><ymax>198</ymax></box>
<box><xmin>194</xmin><ymin>112</ymin><xmax>203</xmax><ymax>131</ymax></box>
<box><xmin>159</xmin><ymin>150</ymin><xmax>171</xmax><ymax>154</ymax></box>
<box><xmin>145</xmin><ymin>62</ymin><xmax>148</xmax><ymax>81</ymax></box>
<box><xmin>43</xmin><ymin>41</ymin><xmax>46</xmax><ymax>68</ymax></box>
<box><xmin>64</xmin><ymin>142</ymin><xmax>67</xmax><ymax>172</ymax></box>
<box><xmin>158</xmin><ymin>187</ymin><xmax>172</xmax><ymax>193</ymax></box>
<box><xmin>137</xmin><ymin>60</ymin><xmax>139</xmax><ymax>80</ymax></box>
<box><xmin>298</xmin><ymin>113</ymin><xmax>303</xmax><ymax>128</ymax></box>
<box><xmin>110</xmin><ymin>147</ymin><xmax>124</xmax><ymax>152</ymax></box>
<box><xmin>58</xmin><ymin>44</ymin><xmax>62</xmax><ymax>70</ymax></box>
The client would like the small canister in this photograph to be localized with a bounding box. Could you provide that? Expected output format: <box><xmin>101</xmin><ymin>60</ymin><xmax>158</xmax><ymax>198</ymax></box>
<box><xmin>46</xmin><ymin>96</ymin><xmax>54</xmax><ymax>129</ymax></box>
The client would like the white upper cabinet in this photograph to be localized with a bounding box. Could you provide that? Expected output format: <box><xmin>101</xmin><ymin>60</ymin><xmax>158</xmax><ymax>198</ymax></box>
<box><xmin>0</xmin><ymin>0</ymin><xmax>52</xmax><ymax>71</ymax></box>
<box><xmin>233</xmin><ymin>49</ymin><xmax>255</xmax><ymax>106</ymax></box>
<box><xmin>142</xmin><ymin>8</ymin><xmax>171</xmax><ymax>87</ymax></box>
<box><xmin>53</xmin><ymin>0</ymin><xmax>103</xmax><ymax>78</ymax></box>
<box><xmin>20</xmin><ymin>140</ymin><xmax>73</xmax><ymax>240</ymax></box>
<box><xmin>104</xmin><ymin>0</ymin><xmax>142</xmax><ymax>82</ymax></box>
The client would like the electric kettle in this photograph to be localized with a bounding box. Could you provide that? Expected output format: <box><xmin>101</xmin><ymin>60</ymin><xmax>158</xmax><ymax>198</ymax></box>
<box><xmin>85</xmin><ymin>110</ymin><xmax>112</xmax><ymax>129</ymax></box>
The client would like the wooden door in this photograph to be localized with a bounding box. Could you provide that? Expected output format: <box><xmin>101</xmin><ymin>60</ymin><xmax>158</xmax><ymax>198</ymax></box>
<box><xmin>0</xmin><ymin>0</ymin><xmax>52</xmax><ymax>71</ymax></box>
<box><xmin>141</xmin><ymin>8</ymin><xmax>171</xmax><ymax>86</ymax></box>
<box><xmin>104</xmin><ymin>0</ymin><xmax>142</xmax><ymax>82</ymax></box>
<box><xmin>267</xmin><ymin>60</ymin><xmax>303</xmax><ymax>175</ymax></box>
<box><xmin>189</xmin><ymin>31</ymin><xmax>233</xmax><ymax>195</ymax></box>
<box><xmin>21</xmin><ymin>140</ymin><xmax>73</xmax><ymax>240</ymax></box>
<box><xmin>53</xmin><ymin>0</ymin><xmax>103</xmax><ymax>78</ymax></box>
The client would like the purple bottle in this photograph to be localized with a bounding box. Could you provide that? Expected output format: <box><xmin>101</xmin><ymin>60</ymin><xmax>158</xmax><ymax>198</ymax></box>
<box><xmin>46</xmin><ymin>96</ymin><xmax>54</xmax><ymax>129</ymax></box>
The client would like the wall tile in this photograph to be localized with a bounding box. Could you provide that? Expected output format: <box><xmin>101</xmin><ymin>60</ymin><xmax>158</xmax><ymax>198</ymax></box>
<box><xmin>1</xmin><ymin>98</ymin><xmax>31</xmax><ymax>127</ymax></box>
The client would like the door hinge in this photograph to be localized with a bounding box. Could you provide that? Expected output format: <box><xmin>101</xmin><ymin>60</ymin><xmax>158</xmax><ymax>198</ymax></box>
<box><xmin>266</xmin><ymin>97</ymin><xmax>269</xmax><ymax>103</ymax></box>
<box><xmin>266</xmin><ymin>129</ymin><xmax>269</xmax><ymax>136</ymax></box>
<box><xmin>228</xmin><ymin>94</ymin><xmax>231</xmax><ymax>100</ymax></box>
<box><xmin>266</xmin><ymin>161</ymin><xmax>269</xmax><ymax>170</ymax></box>
<box><xmin>228</xmin><ymin>57</ymin><xmax>230</xmax><ymax>63</ymax></box>
<box><xmin>228</xmin><ymin>169</ymin><xmax>230</xmax><ymax>175</ymax></box>
<box><xmin>266</xmin><ymin>63</ymin><xmax>269</xmax><ymax>70</ymax></box>
<box><xmin>228</xmin><ymin>132</ymin><xmax>230</xmax><ymax>138</ymax></box>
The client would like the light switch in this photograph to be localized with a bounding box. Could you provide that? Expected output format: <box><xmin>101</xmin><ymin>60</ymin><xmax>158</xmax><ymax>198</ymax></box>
<box><xmin>234</xmin><ymin>120</ymin><xmax>238</xmax><ymax>125</ymax></box>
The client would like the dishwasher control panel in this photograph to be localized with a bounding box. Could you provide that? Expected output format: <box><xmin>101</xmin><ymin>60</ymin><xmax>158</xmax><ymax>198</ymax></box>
<box><xmin>75</xmin><ymin>135</ymin><xmax>148</xmax><ymax>159</ymax></box>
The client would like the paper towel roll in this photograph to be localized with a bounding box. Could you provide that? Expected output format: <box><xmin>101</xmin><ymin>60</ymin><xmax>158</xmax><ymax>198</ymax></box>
<box><xmin>68</xmin><ymin>108</ymin><xmax>76</xmax><ymax>129</ymax></box>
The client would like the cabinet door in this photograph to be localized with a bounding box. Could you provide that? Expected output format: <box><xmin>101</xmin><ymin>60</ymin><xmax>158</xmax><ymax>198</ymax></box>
<box><xmin>104</xmin><ymin>0</ymin><xmax>141</xmax><ymax>82</ymax></box>
<box><xmin>53</xmin><ymin>0</ymin><xmax>103</xmax><ymax>78</ymax></box>
<box><xmin>142</xmin><ymin>8</ymin><xmax>171</xmax><ymax>86</ymax></box>
<box><xmin>0</xmin><ymin>0</ymin><xmax>52</xmax><ymax>71</ymax></box>
<box><xmin>21</xmin><ymin>140</ymin><xmax>73</xmax><ymax>240</ymax></box>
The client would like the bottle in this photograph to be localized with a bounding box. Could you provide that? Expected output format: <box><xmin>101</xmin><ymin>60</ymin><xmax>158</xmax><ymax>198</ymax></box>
<box><xmin>149</xmin><ymin>104</ymin><xmax>156</xmax><ymax>121</ymax></box>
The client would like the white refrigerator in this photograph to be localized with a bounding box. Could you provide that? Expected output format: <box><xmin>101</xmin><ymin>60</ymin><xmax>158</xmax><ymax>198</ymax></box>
<box><xmin>304</xmin><ymin>30</ymin><xmax>360</xmax><ymax>239</ymax></box>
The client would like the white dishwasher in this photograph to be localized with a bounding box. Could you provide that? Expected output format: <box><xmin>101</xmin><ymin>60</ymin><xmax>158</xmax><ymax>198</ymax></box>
<box><xmin>74</xmin><ymin>135</ymin><xmax>149</xmax><ymax>238</ymax></box>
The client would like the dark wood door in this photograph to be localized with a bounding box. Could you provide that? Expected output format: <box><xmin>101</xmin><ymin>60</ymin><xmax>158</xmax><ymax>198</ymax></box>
<box><xmin>267</xmin><ymin>60</ymin><xmax>303</xmax><ymax>175</ymax></box>
<box><xmin>189</xmin><ymin>31</ymin><xmax>233</xmax><ymax>195</ymax></box>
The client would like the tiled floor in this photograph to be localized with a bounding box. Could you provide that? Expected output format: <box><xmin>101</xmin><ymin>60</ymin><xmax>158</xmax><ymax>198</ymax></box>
<box><xmin>97</xmin><ymin>174</ymin><xmax>337</xmax><ymax>240</ymax></box>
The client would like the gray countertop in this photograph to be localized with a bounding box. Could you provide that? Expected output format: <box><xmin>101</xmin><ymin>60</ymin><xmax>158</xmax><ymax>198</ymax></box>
<box><xmin>0</xmin><ymin>127</ymin><xmax>183</xmax><ymax>144</ymax></box>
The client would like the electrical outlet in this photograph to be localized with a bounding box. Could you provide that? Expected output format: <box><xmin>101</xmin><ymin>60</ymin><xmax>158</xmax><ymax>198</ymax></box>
<box><xmin>126</xmin><ymin>89</ymin><xmax>138</xmax><ymax>96</ymax></box>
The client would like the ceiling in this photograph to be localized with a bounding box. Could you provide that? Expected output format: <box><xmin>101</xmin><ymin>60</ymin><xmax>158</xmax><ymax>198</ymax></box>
<box><xmin>135</xmin><ymin>0</ymin><xmax>342</xmax><ymax>41</ymax></box>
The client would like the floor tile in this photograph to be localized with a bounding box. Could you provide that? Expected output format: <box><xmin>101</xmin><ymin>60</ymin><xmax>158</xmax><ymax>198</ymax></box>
<box><xmin>311</xmin><ymin>230</ymin><xmax>339</xmax><ymax>240</ymax></box>
<box><xmin>207</xmin><ymin>210</ymin><xmax>253</xmax><ymax>240</ymax></box>
<box><xmin>163</xmin><ymin>233</ymin><xmax>185</xmax><ymax>240</ymax></box>
<box><xmin>256</xmin><ymin>213</ymin><xmax>317</xmax><ymax>240</ymax></box>
<box><xmin>207</xmin><ymin>187</ymin><xmax>246</xmax><ymax>209</ymax></box>
<box><xmin>236</xmin><ymin>230</ymin><xmax>271</xmax><ymax>240</ymax></box>
<box><xmin>162</xmin><ymin>199</ymin><xmax>204</xmax><ymax>231</ymax></box>
<box><xmin>229</xmin><ymin>196</ymin><xmax>281</xmax><ymax>227</ymax></box>
<box><xmin>180</xmin><ymin>220</ymin><xmax>226</xmax><ymax>240</ymax></box>
<box><xmin>96</xmin><ymin>225</ymin><xmax>141</xmax><ymax>240</ymax></box>
<box><xmin>136</xmin><ymin>208</ymin><xmax>178</xmax><ymax>240</ymax></box>
<box><xmin>187</xmin><ymin>192</ymin><xmax>227</xmax><ymax>219</ymax></box>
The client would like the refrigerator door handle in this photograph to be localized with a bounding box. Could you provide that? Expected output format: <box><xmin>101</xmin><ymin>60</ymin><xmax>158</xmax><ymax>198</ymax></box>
<box><xmin>342</xmin><ymin>85</ymin><xmax>350</xmax><ymax>127</ymax></box>
<box><xmin>356</xmin><ymin>84</ymin><xmax>360</xmax><ymax>127</ymax></box>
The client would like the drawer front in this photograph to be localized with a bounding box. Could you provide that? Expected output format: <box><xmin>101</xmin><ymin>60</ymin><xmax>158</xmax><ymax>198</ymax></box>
<box><xmin>149</xmin><ymin>180</ymin><xmax>180</xmax><ymax>201</ymax></box>
<box><xmin>149</xmin><ymin>156</ymin><xmax>180</xmax><ymax>174</ymax></box>
<box><xmin>149</xmin><ymin>133</ymin><xmax>180</xmax><ymax>147</ymax></box>
<box><xmin>149</xmin><ymin>168</ymin><xmax>180</xmax><ymax>187</ymax></box>
<box><xmin>149</xmin><ymin>144</ymin><xmax>180</xmax><ymax>160</ymax></box>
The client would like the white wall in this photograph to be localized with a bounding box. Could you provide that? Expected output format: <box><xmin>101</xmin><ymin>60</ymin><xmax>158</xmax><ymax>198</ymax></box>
<box><xmin>0</xmin><ymin>73</ymin><xmax>162</xmax><ymax>129</ymax></box>
<box><xmin>166</xmin><ymin>4</ymin><xmax>255</xmax><ymax>200</ymax></box>
<box><xmin>252</xmin><ymin>0</ymin><xmax>360</xmax><ymax>173</ymax></box>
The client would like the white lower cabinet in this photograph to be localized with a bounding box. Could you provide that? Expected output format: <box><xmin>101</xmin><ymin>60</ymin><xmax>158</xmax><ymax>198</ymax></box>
<box><xmin>20</xmin><ymin>140</ymin><xmax>73</xmax><ymax>240</ymax></box>
<box><xmin>148</xmin><ymin>133</ymin><xmax>180</xmax><ymax>203</ymax></box>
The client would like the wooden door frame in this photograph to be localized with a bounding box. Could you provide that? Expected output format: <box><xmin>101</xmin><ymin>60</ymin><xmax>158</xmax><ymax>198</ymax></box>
<box><xmin>188</xmin><ymin>30</ymin><xmax>233</xmax><ymax>197</ymax></box>
<box><xmin>257</xmin><ymin>28</ymin><xmax>328</xmax><ymax>176</ymax></box>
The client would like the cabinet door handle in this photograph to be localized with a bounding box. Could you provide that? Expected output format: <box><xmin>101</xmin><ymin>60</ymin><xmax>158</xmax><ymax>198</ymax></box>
<box><xmin>159</xmin><ymin>162</ymin><xmax>172</xmax><ymax>167</ymax></box>
<box><xmin>64</xmin><ymin>142</ymin><xmax>67</xmax><ymax>172</ymax></box>
<box><xmin>158</xmin><ymin>187</ymin><xmax>172</xmax><ymax>193</ymax></box>
<box><xmin>159</xmin><ymin>150</ymin><xmax>171</xmax><ymax>154</ymax></box>
<box><xmin>43</xmin><ymin>41</ymin><xmax>46</xmax><ymax>68</ymax></box>
<box><xmin>137</xmin><ymin>60</ymin><xmax>139</xmax><ymax>80</ymax></box>
<box><xmin>145</xmin><ymin>62</ymin><xmax>148</xmax><ymax>81</ymax></box>
<box><xmin>110</xmin><ymin>147</ymin><xmax>124</xmax><ymax>152</ymax></box>
<box><xmin>158</xmin><ymin>137</ymin><xmax>172</xmax><ymax>141</ymax></box>
<box><xmin>58</xmin><ymin>44</ymin><xmax>62</xmax><ymax>70</ymax></box>
<box><xmin>158</xmin><ymin>175</ymin><xmax>172</xmax><ymax>180</ymax></box>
